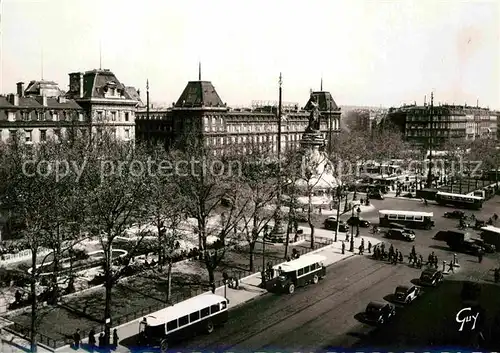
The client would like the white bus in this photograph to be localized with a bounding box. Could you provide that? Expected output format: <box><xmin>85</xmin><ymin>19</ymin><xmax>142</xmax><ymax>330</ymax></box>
<box><xmin>435</xmin><ymin>191</ymin><xmax>483</xmax><ymax>210</ymax></box>
<box><xmin>379</xmin><ymin>210</ymin><xmax>434</xmax><ymax>230</ymax></box>
<box><xmin>480</xmin><ymin>225</ymin><xmax>500</xmax><ymax>251</ymax></box>
<box><xmin>138</xmin><ymin>293</ymin><xmax>228</xmax><ymax>351</ymax></box>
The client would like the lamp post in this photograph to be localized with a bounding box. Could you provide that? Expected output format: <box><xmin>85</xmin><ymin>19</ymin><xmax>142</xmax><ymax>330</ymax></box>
<box><xmin>349</xmin><ymin>207</ymin><xmax>355</xmax><ymax>252</ymax></box>
<box><xmin>334</xmin><ymin>186</ymin><xmax>342</xmax><ymax>242</ymax></box>
<box><xmin>261</xmin><ymin>227</ymin><xmax>268</xmax><ymax>288</ymax></box>
<box><xmin>356</xmin><ymin>206</ymin><xmax>361</xmax><ymax>237</ymax></box>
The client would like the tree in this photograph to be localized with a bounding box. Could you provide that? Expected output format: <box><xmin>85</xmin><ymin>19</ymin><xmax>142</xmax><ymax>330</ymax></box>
<box><xmin>441</xmin><ymin>139</ymin><xmax>471</xmax><ymax>193</ymax></box>
<box><xmin>81</xmin><ymin>134</ymin><xmax>151</xmax><ymax>345</ymax></box>
<box><xmin>468</xmin><ymin>138</ymin><xmax>500</xmax><ymax>188</ymax></box>
<box><xmin>0</xmin><ymin>135</ymin><xmax>64</xmax><ymax>352</ymax></box>
<box><xmin>173</xmin><ymin>142</ymin><xmax>248</xmax><ymax>287</ymax></box>
<box><xmin>238</xmin><ymin>144</ymin><xmax>278</xmax><ymax>272</ymax></box>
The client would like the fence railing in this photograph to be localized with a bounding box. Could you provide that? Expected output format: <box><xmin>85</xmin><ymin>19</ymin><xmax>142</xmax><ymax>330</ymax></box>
<box><xmin>1</xmin><ymin>248</ymin><xmax>50</xmax><ymax>264</ymax></box>
<box><xmin>9</xmin><ymin>321</ymin><xmax>60</xmax><ymax>350</ymax></box>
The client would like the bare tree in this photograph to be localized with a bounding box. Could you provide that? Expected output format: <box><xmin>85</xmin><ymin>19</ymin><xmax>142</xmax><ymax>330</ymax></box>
<box><xmin>173</xmin><ymin>142</ymin><xmax>248</xmax><ymax>287</ymax></box>
<box><xmin>81</xmin><ymin>135</ymin><xmax>151</xmax><ymax>345</ymax></box>
<box><xmin>238</xmin><ymin>144</ymin><xmax>278</xmax><ymax>272</ymax></box>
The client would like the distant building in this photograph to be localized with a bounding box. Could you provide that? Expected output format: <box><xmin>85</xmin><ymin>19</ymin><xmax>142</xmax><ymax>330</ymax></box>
<box><xmin>135</xmin><ymin>80</ymin><xmax>342</xmax><ymax>153</ymax></box>
<box><xmin>0</xmin><ymin>80</ymin><xmax>86</xmax><ymax>143</ymax></box>
<box><xmin>385</xmin><ymin>104</ymin><xmax>498</xmax><ymax>146</ymax></box>
<box><xmin>66</xmin><ymin>69</ymin><xmax>141</xmax><ymax>141</ymax></box>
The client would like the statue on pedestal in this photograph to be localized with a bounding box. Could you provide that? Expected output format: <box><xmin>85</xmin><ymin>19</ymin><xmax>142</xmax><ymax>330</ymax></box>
<box><xmin>306</xmin><ymin>96</ymin><xmax>321</xmax><ymax>132</ymax></box>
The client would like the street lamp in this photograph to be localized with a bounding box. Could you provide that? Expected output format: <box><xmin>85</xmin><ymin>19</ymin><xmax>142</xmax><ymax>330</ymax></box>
<box><xmin>334</xmin><ymin>186</ymin><xmax>342</xmax><ymax>242</ymax></box>
<box><xmin>261</xmin><ymin>227</ymin><xmax>268</xmax><ymax>288</ymax></box>
<box><xmin>356</xmin><ymin>206</ymin><xmax>361</xmax><ymax>237</ymax></box>
<box><xmin>349</xmin><ymin>207</ymin><xmax>355</xmax><ymax>252</ymax></box>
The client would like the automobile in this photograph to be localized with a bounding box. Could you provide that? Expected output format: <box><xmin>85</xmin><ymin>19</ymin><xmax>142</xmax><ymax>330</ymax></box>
<box><xmin>368</xmin><ymin>192</ymin><xmax>385</xmax><ymax>200</ymax></box>
<box><xmin>389</xmin><ymin>222</ymin><xmax>406</xmax><ymax>230</ymax></box>
<box><xmin>393</xmin><ymin>285</ymin><xmax>421</xmax><ymax>304</ymax></box>
<box><xmin>346</xmin><ymin>217</ymin><xmax>371</xmax><ymax>227</ymax></box>
<box><xmin>444</xmin><ymin>210</ymin><xmax>465</xmax><ymax>219</ymax></box>
<box><xmin>363</xmin><ymin>301</ymin><xmax>396</xmax><ymax>325</ymax></box>
<box><xmin>324</xmin><ymin>218</ymin><xmax>349</xmax><ymax>232</ymax></box>
<box><xmin>447</xmin><ymin>239</ymin><xmax>484</xmax><ymax>255</ymax></box>
<box><xmin>471</xmin><ymin>238</ymin><xmax>496</xmax><ymax>253</ymax></box>
<box><xmin>419</xmin><ymin>269</ymin><xmax>444</xmax><ymax>286</ymax></box>
<box><xmin>385</xmin><ymin>229</ymin><xmax>415</xmax><ymax>241</ymax></box>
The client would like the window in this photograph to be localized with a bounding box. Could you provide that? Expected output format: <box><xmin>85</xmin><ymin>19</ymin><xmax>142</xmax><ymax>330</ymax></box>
<box><xmin>111</xmin><ymin>111</ymin><xmax>117</xmax><ymax>121</ymax></box>
<box><xmin>210</xmin><ymin>304</ymin><xmax>220</xmax><ymax>314</ymax></box>
<box><xmin>397</xmin><ymin>215</ymin><xmax>405</xmax><ymax>220</ymax></box>
<box><xmin>166</xmin><ymin>320</ymin><xmax>178</xmax><ymax>331</ymax></box>
<box><xmin>125</xmin><ymin>112</ymin><xmax>130</xmax><ymax>121</ymax></box>
<box><xmin>303</xmin><ymin>266</ymin><xmax>310</xmax><ymax>273</ymax></box>
<box><xmin>40</xmin><ymin>130</ymin><xmax>47</xmax><ymax>142</ymax></box>
<box><xmin>414</xmin><ymin>216</ymin><xmax>423</xmax><ymax>221</ymax></box>
<box><xmin>298</xmin><ymin>268</ymin><xmax>304</xmax><ymax>276</ymax></box>
<box><xmin>97</xmin><ymin>111</ymin><xmax>103</xmax><ymax>121</ymax></box>
<box><xmin>407</xmin><ymin>216</ymin><xmax>414</xmax><ymax>221</ymax></box>
<box><xmin>178</xmin><ymin>315</ymin><xmax>189</xmax><ymax>327</ymax></box>
<box><xmin>25</xmin><ymin>130</ymin><xmax>32</xmax><ymax>143</ymax></box>
<box><xmin>53</xmin><ymin>129</ymin><xmax>61</xmax><ymax>139</ymax></box>
<box><xmin>189</xmin><ymin>311</ymin><xmax>200</xmax><ymax>322</ymax></box>
<box><xmin>220</xmin><ymin>301</ymin><xmax>227</xmax><ymax>310</ymax></box>
<box><xmin>125</xmin><ymin>129</ymin><xmax>130</xmax><ymax>139</ymax></box>
<box><xmin>388</xmin><ymin>214</ymin><xmax>397</xmax><ymax>220</ymax></box>
<box><xmin>9</xmin><ymin>130</ymin><xmax>16</xmax><ymax>140</ymax></box>
<box><xmin>201</xmin><ymin>307</ymin><xmax>210</xmax><ymax>318</ymax></box>
<box><xmin>21</xmin><ymin>112</ymin><xmax>29</xmax><ymax>121</ymax></box>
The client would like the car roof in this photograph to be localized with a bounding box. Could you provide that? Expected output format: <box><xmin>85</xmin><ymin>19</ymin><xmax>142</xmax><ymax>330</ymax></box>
<box><xmin>396</xmin><ymin>285</ymin><xmax>411</xmax><ymax>291</ymax></box>
<box><xmin>422</xmin><ymin>268</ymin><xmax>437</xmax><ymax>275</ymax></box>
<box><xmin>367</xmin><ymin>301</ymin><xmax>386</xmax><ymax>308</ymax></box>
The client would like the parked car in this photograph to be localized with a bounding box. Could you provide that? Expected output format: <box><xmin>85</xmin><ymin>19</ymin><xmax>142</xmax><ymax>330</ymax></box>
<box><xmin>385</xmin><ymin>229</ymin><xmax>415</xmax><ymax>241</ymax></box>
<box><xmin>388</xmin><ymin>222</ymin><xmax>406</xmax><ymax>230</ymax></box>
<box><xmin>324</xmin><ymin>218</ymin><xmax>349</xmax><ymax>232</ymax></box>
<box><xmin>363</xmin><ymin>301</ymin><xmax>396</xmax><ymax>325</ymax></box>
<box><xmin>447</xmin><ymin>238</ymin><xmax>484</xmax><ymax>255</ymax></box>
<box><xmin>471</xmin><ymin>238</ymin><xmax>496</xmax><ymax>253</ymax></box>
<box><xmin>393</xmin><ymin>285</ymin><xmax>421</xmax><ymax>304</ymax></box>
<box><xmin>444</xmin><ymin>210</ymin><xmax>465</xmax><ymax>219</ymax></box>
<box><xmin>346</xmin><ymin>217</ymin><xmax>370</xmax><ymax>227</ymax></box>
<box><xmin>368</xmin><ymin>192</ymin><xmax>385</xmax><ymax>200</ymax></box>
<box><xmin>419</xmin><ymin>269</ymin><xmax>444</xmax><ymax>286</ymax></box>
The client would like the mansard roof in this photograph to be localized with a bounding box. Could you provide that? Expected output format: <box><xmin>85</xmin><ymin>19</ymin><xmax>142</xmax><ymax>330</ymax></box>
<box><xmin>304</xmin><ymin>91</ymin><xmax>339</xmax><ymax>111</ymax></box>
<box><xmin>174</xmin><ymin>81</ymin><xmax>225</xmax><ymax>108</ymax></box>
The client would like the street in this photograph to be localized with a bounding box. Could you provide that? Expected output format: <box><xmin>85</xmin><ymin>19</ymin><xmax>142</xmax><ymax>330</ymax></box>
<box><xmin>172</xmin><ymin>196</ymin><xmax>500</xmax><ymax>350</ymax></box>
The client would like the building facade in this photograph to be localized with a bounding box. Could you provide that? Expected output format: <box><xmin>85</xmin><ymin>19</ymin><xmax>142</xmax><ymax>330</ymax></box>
<box><xmin>386</xmin><ymin>104</ymin><xmax>498</xmax><ymax>146</ymax></box>
<box><xmin>66</xmin><ymin>69</ymin><xmax>141</xmax><ymax>141</ymax></box>
<box><xmin>135</xmin><ymin>80</ymin><xmax>342</xmax><ymax>153</ymax></box>
<box><xmin>0</xmin><ymin>81</ymin><xmax>86</xmax><ymax>143</ymax></box>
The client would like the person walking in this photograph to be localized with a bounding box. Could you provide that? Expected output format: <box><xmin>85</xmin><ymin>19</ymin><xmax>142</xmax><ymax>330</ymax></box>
<box><xmin>341</xmin><ymin>241</ymin><xmax>345</xmax><ymax>255</ymax></box>
<box><xmin>73</xmin><ymin>329</ymin><xmax>81</xmax><ymax>349</ymax></box>
<box><xmin>478</xmin><ymin>249</ymin><xmax>483</xmax><ymax>263</ymax></box>
<box><xmin>448</xmin><ymin>259</ymin><xmax>454</xmax><ymax>273</ymax></box>
<box><xmin>98</xmin><ymin>333</ymin><xmax>104</xmax><ymax>349</ymax></box>
<box><xmin>88</xmin><ymin>329</ymin><xmax>96</xmax><ymax>349</ymax></box>
<box><xmin>113</xmin><ymin>328</ymin><xmax>119</xmax><ymax>348</ymax></box>
<box><xmin>367</xmin><ymin>241</ymin><xmax>372</xmax><ymax>254</ymax></box>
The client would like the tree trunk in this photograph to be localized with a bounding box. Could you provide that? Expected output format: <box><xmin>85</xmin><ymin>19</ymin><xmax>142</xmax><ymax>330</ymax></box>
<box><xmin>103</xmin><ymin>245</ymin><xmax>112</xmax><ymax>346</ymax></box>
<box><xmin>335</xmin><ymin>195</ymin><xmax>341</xmax><ymax>242</ymax></box>
<box><xmin>30</xmin><ymin>247</ymin><xmax>38</xmax><ymax>353</ymax></box>
<box><xmin>248</xmin><ymin>241</ymin><xmax>255</xmax><ymax>272</ymax></box>
<box><xmin>166</xmin><ymin>260</ymin><xmax>172</xmax><ymax>303</ymax></box>
<box><xmin>308</xmin><ymin>192</ymin><xmax>315</xmax><ymax>249</ymax></box>
<box><xmin>284</xmin><ymin>214</ymin><xmax>291</xmax><ymax>259</ymax></box>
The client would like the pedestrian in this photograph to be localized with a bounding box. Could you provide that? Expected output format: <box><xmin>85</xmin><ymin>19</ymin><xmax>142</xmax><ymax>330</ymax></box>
<box><xmin>434</xmin><ymin>255</ymin><xmax>439</xmax><ymax>269</ymax></box>
<box><xmin>210</xmin><ymin>281</ymin><xmax>216</xmax><ymax>294</ymax></box>
<box><xmin>411</xmin><ymin>245</ymin><xmax>416</xmax><ymax>257</ymax></box>
<box><xmin>345</xmin><ymin>233</ymin><xmax>349</xmax><ymax>242</ymax></box>
<box><xmin>361</xmin><ymin>238</ymin><xmax>365</xmax><ymax>248</ymax></box>
<box><xmin>494</xmin><ymin>268</ymin><xmax>499</xmax><ymax>283</ymax></box>
<box><xmin>358</xmin><ymin>244</ymin><xmax>363</xmax><ymax>255</ymax></box>
<box><xmin>367</xmin><ymin>241</ymin><xmax>372</xmax><ymax>253</ymax></box>
<box><xmin>380</xmin><ymin>243</ymin><xmax>385</xmax><ymax>253</ymax></box>
<box><xmin>398</xmin><ymin>251</ymin><xmax>403</xmax><ymax>263</ymax></box>
<box><xmin>341</xmin><ymin>241</ymin><xmax>345</xmax><ymax>255</ymax></box>
<box><xmin>478</xmin><ymin>249</ymin><xmax>483</xmax><ymax>263</ymax></box>
<box><xmin>113</xmin><ymin>328</ymin><xmax>119</xmax><ymax>348</ymax></box>
<box><xmin>427</xmin><ymin>252</ymin><xmax>434</xmax><ymax>266</ymax></box>
<box><xmin>73</xmin><ymin>329</ymin><xmax>81</xmax><ymax>349</ymax></box>
<box><xmin>448</xmin><ymin>260</ymin><xmax>454</xmax><ymax>273</ymax></box>
<box><xmin>88</xmin><ymin>328</ymin><xmax>96</xmax><ymax>349</ymax></box>
<box><xmin>98</xmin><ymin>333</ymin><xmax>104</xmax><ymax>349</ymax></box>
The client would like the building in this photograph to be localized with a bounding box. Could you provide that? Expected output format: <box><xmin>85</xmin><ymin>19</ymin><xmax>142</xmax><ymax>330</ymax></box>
<box><xmin>65</xmin><ymin>69</ymin><xmax>141</xmax><ymax>141</ymax></box>
<box><xmin>386</xmin><ymin>104</ymin><xmax>498</xmax><ymax>146</ymax></box>
<box><xmin>0</xmin><ymin>81</ymin><xmax>86</xmax><ymax>143</ymax></box>
<box><xmin>135</xmin><ymin>79</ymin><xmax>342</xmax><ymax>153</ymax></box>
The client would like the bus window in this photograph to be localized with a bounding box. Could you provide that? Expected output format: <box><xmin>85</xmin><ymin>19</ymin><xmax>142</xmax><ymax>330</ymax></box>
<box><xmin>298</xmin><ymin>268</ymin><xmax>304</xmax><ymax>276</ymax></box>
<box><xmin>397</xmin><ymin>215</ymin><xmax>405</xmax><ymax>220</ymax></box>
<box><xmin>179</xmin><ymin>315</ymin><xmax>189</xmax><ymax>327</ymax></box>
<box><xmin>311</xmin><ymin>263</ymin><xmax>317</xmax><ymax>270</ymax></box>
<box><xmin>201</xmin><ymin>307</ymin><xmax>210</xmax><ymax>318</ymax></box>
<box><xmin>304</xmin><ymin>266</ymin><xmax>310</xmax><ymax>273</ymax></box>
<box><xmin>166</xmin><ymin>320</ymin><xmax>178</xmax><ymax>331</ymax></box>
<box><xmin>210</xmin><ymin>304</ymin><xmax>220</xmax><ymax>314</ymax></box>
<box><xmin>407</xmin><ymin>216</ymin><xmax>414</xmax><ymax>220</ymax></box>
<box><xmin>189</xmin><ymin>311</ymin><xmax>200</xmax><ymax>322</ymax></box>
<box><xmin>415</xmin><ymin>216</ymin><xmax>423</xmax><ymax>221</ymax></box>
<box><xmin>220</xmin><ymin>301</ymin><xmax>227</xmax><ymax>310</ymax></box>
<box><xmin>388</xmin><ymin>214</ymin><xmax>397</xmax><ymax>220</ymax></box>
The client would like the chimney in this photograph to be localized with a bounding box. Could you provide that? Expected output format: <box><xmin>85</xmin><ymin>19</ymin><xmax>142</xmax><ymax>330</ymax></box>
<box><xmin>42</xmin><ymin>95</ymin><xmax>47</xmax><ymax>107</ymax></box>
<box><xmin>8</xmin><ymin>94</ymin><xmax>19</xmax><ymax>106</ymax></box>
<box><xmin>79</xmin><ymin>73</ymin><xmax>84</xmax><ymax>98</ymax></box>
<box><xmin>16</xmin><ymin>82</ymin><xmax>25</xmax><ymax>97</ymax></box>
<box><xmin>58</xmin><ymin>96</ymin><xmax>66</xmax><ymax>104</ymax></box>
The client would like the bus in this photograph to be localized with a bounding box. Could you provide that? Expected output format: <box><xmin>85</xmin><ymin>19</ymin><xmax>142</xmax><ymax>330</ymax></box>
<box><xmin>480</xmin><ymin>225</ymin><xmax>500</xmax><ymax>251</ymax></box>
<box><xmin>379</xmin><ymin>210</ymin><xmax>434</xmax><ymax>230</ymax></box>
<box><xmin>138</xmin><ymin>294</ymin><xmax>228</xmax><ymax>351</ymax></box>
<box><xmin>266</xmin><ymin>254</ymin><xmax>326</xmax><ymax>294</ymax></box>
<box><xmin>435</xmin><ymin>191</ymin><xmax>483</xmax><ymax>210</ymax></box>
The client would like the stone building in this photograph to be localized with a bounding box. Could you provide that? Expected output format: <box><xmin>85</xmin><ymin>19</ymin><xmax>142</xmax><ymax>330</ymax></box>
<box><xmin>65</xmin><ymin>69</ymin><xmax>141</xmax><ymax>141</ymax></box>
<box><xmin>135</xmin><ymin>79</ymin><xmax>342</xmax><ymax>153</ymax></box>
<box><xmin>0</xmin><ymin>80</ymin><xmax>86</xmax><ymax>143</ymax></box>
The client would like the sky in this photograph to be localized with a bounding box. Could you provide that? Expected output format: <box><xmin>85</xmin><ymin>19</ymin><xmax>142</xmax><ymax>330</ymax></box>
<box><xmin>1</xmin><ymin>0</ymin><xmax>499</xmax><ymax>109</ymax></box>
